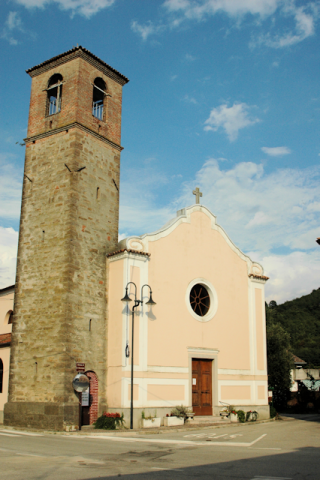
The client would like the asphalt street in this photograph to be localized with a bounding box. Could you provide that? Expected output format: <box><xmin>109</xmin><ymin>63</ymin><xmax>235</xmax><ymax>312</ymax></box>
<box><xmin>0</xmin><ymin>415</ymin><xmax>319</xmax><ymax>479</ymax></box>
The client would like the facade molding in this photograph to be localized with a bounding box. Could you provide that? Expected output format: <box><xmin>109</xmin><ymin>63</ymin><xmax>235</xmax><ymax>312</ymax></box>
<box><xmin>24</xmin><ymin>122</ymin><xmax>123</xmax><ymax>151</ymax></box>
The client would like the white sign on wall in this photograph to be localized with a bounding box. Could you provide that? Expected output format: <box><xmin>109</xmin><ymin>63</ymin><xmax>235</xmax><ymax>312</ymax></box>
<box><xmin>192</xmin><ymin>378</ymin><xmax>196</xmax><ymax>385</ymax></box>
<box><xmin>81</xmin><ymin>388</ymin><xmax>90</xmax><ymax>406</ymax></box>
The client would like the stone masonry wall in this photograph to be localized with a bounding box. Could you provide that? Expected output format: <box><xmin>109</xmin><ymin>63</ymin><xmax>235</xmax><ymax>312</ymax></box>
<box><xmin>5</xmin><ymin>52</ymin><xmax>125</xmax><ymax>429</ymax></box>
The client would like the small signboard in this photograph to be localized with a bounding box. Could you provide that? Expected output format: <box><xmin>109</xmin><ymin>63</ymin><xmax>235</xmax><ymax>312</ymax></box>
<box><xmin>192</xmin><ymin>378</ymin><xmax>196</xmax><ymax>385</ymax></box>
<box><xmin>76</xmin><ymin>363</ymin><xmax>85</xmax><ymax>372</ymax></box>
<box><xmin>81</xmin><ymin>387</ymin><xmax>90</xmax><ymax>407</ymax></box>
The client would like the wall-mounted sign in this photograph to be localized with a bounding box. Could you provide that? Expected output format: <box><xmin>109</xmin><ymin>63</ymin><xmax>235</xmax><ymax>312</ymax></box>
<box><xmin>76</xmin><ymin>363</ymin><xmax>85</xmax><ymax>372</ymax></box>
<box><xmin>81</xmin><ymin>387</ymin><xmax>90</xmax><ymax>407</ymax></box>
<box><xmin>268</xmin><ymin>390</ymin><xmax>273</xmax><ymax>397</ymax></box>
<box><xmin>72</xmin><ymin>373</ymin><xmax>90</xmax><ymax>393</ymax></box>
<box><xmin>192</xmin><ymin>378</ymin><xmax>196</xmax><ymax>385</ymax></box>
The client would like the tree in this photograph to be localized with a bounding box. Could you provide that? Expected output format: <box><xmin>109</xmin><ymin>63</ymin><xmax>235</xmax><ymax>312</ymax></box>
<box><xmin>267</xmin><ymin>322</ymin><xmax>293</xmax><ymax>407</ymax></box>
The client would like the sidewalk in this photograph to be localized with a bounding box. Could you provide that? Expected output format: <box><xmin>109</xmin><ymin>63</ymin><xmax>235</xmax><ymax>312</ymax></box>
<box><xmin>0</xmin><ymin>416</ymin><xmax>277</xmax><ymax>437</ymax></box>
<box><xmin>68</xmin><ymin>416</ymin><xmax>276</xmax><ymax>437</ymax></box>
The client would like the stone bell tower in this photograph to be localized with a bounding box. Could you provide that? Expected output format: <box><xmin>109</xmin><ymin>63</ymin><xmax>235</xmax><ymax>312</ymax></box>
<box><xmin>4</xmin><ymin>47</ymin><xmax>128</xmax><ymax>429</ymax></box>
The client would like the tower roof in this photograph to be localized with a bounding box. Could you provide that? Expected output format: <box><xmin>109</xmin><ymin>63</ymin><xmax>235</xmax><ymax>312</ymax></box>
<box><xmin>26</xmin><ymin>46</ymin><xmax>129</xmax><ymax>85</ymax></box>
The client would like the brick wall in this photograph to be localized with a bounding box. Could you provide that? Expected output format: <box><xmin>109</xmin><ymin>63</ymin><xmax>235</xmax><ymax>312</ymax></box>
<box><xmin>86</xmin><ymin>371</ymin><xmax>98</xmax><ymax>425</ymax></box>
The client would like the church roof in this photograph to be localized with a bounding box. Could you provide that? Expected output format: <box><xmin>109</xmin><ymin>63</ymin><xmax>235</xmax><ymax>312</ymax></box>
<box><xmin>0</xmin><ymin>333</ymin><xmax>11</xmax><ymax>347</ymax></box>
<box><xmin>26</xmin><ymin>46</ymin><xmax>129</xmax><ymax>85</ymax></box>
<box><xmin>107</xmin><ymin>248</ymin><xmax>150</xmax><ymax>258</ymax></box>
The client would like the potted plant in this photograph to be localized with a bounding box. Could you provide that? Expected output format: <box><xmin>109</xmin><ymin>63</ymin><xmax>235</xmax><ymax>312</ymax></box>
<box><xmin>229</xmin><ymin>409</ymin><xmax>238</xmax><ymax>422</ymax></box>
<box><xmin>94</xmin><ymin>412</ymin><xmax>124</xmax><ymax>430</ymax></box>
<box><xmin>164</xmin><ymin>406</ymin><xmax>192</xmax><ymax>426</ymax></box>
<box><xmin>141</xmin><ymin>411</ymin><xmax>161</xmax><ymax>428</ymax></box>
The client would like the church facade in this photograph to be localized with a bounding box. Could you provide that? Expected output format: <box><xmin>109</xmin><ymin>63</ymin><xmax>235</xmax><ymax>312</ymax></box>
<box><xmin>1</xmin><ymin>48</ymin><xmax>269</xmax><ymax>429</ymax></box>
<box><xmin>107</xmin><ymin>205</ymin><xmax>269</xmax><ymax>424</ymax></box>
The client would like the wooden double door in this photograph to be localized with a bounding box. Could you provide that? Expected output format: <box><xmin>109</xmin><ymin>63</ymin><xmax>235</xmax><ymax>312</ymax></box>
<box><xmin>192</xmin><ymin>359</ymin><xmax>213</xmax><ymax>416</ymax></box>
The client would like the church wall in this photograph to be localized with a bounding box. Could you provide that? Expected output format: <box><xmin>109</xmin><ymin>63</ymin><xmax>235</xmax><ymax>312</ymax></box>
<box><xmin>0</xmin><ymin>289</ymin><xmax>13</xmax><ymax>423</ymax></box>
<box><xmin>255</xmin><ymin>287</ymin><xmax>266</xmax><ymax>371</ymax></box>
<box><xmin>147</xmin><ymin>211</ymin><xmax>251</xmax><ymax>371</ymax></box>
<box><xmin>106</xmin><ymin>258</ymin><xmax>125</xmax><ymax>408</ymax></box>
<box><xmin>106</xmin><ymin>208</ymin><xmax>269</xmax><ymax>422</ymax></box>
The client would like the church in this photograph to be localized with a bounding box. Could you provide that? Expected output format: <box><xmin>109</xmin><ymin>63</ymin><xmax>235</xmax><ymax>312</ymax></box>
<box><xmin>0</xmin><ymin>47</ymin><xmax>269</xmax><ymax>429</ymax></box>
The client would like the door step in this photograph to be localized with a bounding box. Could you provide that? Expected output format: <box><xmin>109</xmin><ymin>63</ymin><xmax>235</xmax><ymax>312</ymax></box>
<box><xmin>188</xmin><ymin>415</ymin><xmax>229</xmax><ymax>424</ymax></box>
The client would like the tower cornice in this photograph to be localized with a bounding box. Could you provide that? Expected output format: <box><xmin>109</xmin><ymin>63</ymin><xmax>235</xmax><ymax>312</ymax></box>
<box><xmin>26</xmin><ymin>46</ymin><xmax>129</xmax><ymax>86</ymax></box>
<box><xmin>24</xmin><ymin>121</ymin><xmax>123</xmax><ymax>151</ymax></box>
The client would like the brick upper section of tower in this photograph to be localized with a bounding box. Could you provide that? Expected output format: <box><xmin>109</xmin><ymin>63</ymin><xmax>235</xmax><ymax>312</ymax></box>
<box><xmin>25</xmin><ymin>46</ymin><xmax>129</xmax><ymax>147</ymax></box>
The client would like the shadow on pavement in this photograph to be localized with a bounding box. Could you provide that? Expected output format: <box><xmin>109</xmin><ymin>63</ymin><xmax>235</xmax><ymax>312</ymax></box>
<box><xmin>280</xmin><ymin>413</ymin><xmax>320</xmax><ymax>422</ymax></box>
<box><xmin>85</xmin><ymin>446</ymin><xmax>320</xmax><ymax>479</ymax></box>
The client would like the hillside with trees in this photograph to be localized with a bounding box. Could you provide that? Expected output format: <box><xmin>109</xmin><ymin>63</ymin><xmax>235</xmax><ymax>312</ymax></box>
<box><xmin>266</xmin><ymin>288</ymin><xmax>320</xmax><ymax>367</ymax></box>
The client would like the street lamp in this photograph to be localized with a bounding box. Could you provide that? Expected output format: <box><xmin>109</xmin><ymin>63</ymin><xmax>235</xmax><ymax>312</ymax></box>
<box><xmin>121</xmin><ymin>282</ymin><xmax>156</xmax><ymax>429</ymax></box>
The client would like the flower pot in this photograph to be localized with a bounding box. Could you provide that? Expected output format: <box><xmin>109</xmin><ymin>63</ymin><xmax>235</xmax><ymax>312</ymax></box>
<box><xmin>163</xmin><ymin>416</ymin><xmax>184</xmax><ymax>427</ymax></box>
<box><xmin>230</xmin><ymin>413</ymin><xmax>238</xmax><ymax>423</ymax></box>
<box><xmin>142</xmin><ymin>418</ymin><xmax>161</xmax><ymax>428</ymax></box>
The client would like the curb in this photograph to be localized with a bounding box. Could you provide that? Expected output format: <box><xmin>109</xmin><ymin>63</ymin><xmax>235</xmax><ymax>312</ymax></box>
<box><xmin>0</xmin><ymin>417</ymin><xmax>277</xmax><ymax>437</ymax></box>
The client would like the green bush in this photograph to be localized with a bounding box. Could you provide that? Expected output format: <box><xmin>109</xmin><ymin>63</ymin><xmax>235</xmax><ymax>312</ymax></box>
<box><xmin>94</xmin><ymin>412</ymin><xmax>124</xmax><ymax>430</ymax></box>
<box><xmin>246</xmin><ymin>410</ymin><xmax>258</xmax><ymax>422</ymax></box>
<box><xmin>237</xmin><ymin>410</ymin><xmax>246</xmax><ymax>423</ymax></box>
<box><xmin>270</xmin><ymin>405</ymin><xmax>277</xmax><ymax>419</ymax></box>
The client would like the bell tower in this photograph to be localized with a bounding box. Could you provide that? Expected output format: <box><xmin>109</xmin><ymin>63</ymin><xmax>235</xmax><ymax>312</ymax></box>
<box><xmin>4</xmin><ymin>47</ymin><xmax>128</xmax><ymax>430</ymax></box>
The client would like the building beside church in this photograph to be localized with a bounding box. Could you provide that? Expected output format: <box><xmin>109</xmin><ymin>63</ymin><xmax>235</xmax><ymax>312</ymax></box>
<box><xmin>1</xmin><ymin>47</ymin><xmax>269</xmax><ymax>429</ymax></box>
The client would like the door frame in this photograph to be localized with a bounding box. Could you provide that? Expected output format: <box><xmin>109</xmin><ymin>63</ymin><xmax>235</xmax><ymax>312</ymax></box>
<box><xmin>188</xmin><ymin>347</ymin><xmax>219</xmax><ymax>415</ymax></box>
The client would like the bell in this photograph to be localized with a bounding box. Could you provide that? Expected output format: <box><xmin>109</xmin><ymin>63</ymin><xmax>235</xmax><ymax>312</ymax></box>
<box><xmin>145</xmin><ymin>291</ymin><xmax>156</xmax><ymax>306</ymax></box>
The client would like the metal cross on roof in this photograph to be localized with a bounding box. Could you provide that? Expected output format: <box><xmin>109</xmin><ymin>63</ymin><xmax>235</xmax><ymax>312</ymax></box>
<box><xmin>193</xmin><ymin>187</ymin><xmax>202</xmax><ymax>204</ymax></box>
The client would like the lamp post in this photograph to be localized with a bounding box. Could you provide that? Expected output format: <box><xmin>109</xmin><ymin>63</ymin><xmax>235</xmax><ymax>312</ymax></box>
<box><xmin>121</xmin><ymin>282</ymin><xmax>156</xmax><ymax>429</ymax></box>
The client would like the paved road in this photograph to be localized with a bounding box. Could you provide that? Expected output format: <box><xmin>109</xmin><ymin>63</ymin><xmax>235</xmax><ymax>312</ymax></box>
<box><xmin>1</xmin><ymin>415</ymin><xmax>319</xmax><ymax>479</ymax></box>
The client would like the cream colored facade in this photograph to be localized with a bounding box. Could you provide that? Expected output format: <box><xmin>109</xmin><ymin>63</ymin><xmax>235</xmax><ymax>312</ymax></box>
<box><xmin>107</xmin><ymin>205</ymin><xmax>269</xmax><ymax>423</ymax></box>
<box><xmin>0</xmin><ymin>286</ymin><xmax>14</xmax><ymax>423</ymax></box>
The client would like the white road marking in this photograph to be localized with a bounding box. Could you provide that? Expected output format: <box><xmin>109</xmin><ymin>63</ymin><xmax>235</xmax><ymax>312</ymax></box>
<box><xmin>0</xmin><ymin>433</ymin><xmax>21</xmax><ymax>437</ymax></box>
<box><xmin>229</xmin><ymin>434</ymin><xmax>243</xmax><ymax>438</ymax></box>
<box><xmin>253</xmin><ymin>477</ymin><xmax>292</xmax><ymax>479</ymax></box>
<box><xmin>16</xmin><ymin>453</ymin><xmax>45</xmax><ymax>458</ymax></box>
<box><xmin>0</xmin><ymin>430</ymin><xmax>43</xmax><ymax>437</ymax></box>
<box><xmin>249</xmin><ymin>447</ymin><xmax>281</xmax><ymax>451</ymax></box>
<box><xmin>151</xmin><ymin>468</ymin><xmax>184</xmax><ymax>471</ymax></box>
<box><xmin>71</xmin><ymin>433</ymin><xmax>267</xmax><ymax>448</ymax></box>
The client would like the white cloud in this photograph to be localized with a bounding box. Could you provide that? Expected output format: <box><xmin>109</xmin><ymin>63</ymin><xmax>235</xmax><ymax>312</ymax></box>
<box><xmin>255</xmin><ymin>4</ymin><xmax>318</xmax><ymax>48</ymax></box>
<box><xmin>14</xmin><ymin>0</ymin><xmax>115</xmax><ymax>18</ymax></box>
<box><xmin>130</xmin><ymin>0</ymin><xmax>318</xmax><ymax>48</ymax></box>
<box><xmin>131</xmin><ymin>20</ymin><xmax>165</xmax><ymax>40</ymax></box>
<box><xmin>204</xmin><ymin>102</ymin><xmax>260</xmax><ymax>141</ymax></box>
<box><xmin>0</xmin><ymin>227</ymin><xmax>18</xmax><ymax>289</ymax></box>
<box><xmin>0</xmin><ymin>160</ymin><xmax>23</xmax><ymax>221</ymax></box>
<box><xmin>252</xmin><ymin>250</ymin><xmax>320</xmax><ymax>303</ymax></box>
<box><xmin>246</xmin><ymin>211</ymin><xmax>271</xmax><ymax>228</ymax></box>
<box><xmin>163</xmin><ymin>0</ymin><xmax>280</xmax><ymax>19</ymax></box>
<box><xmin>1</xmin><ymin>11</ymin><xmax>23</xmax><ymax>45</ymax></box>
<box><xmin>183</xmin><ymin>94</ymin><xmax>198</xmax><ymax>104</ymax></box>
<box><xmin>178</xmin><ymin>158</ymin><xmax>320</xmax><ymax>254</ymax></box>
<box><xmin>185</xmin><ymin>53</ymin><xmax>196</xmax><ymax>61</ymax></box>
<box><xmin>261</xmin><ymin>146</ymin><xmax>291</xmax><ymax>156</ymax></box>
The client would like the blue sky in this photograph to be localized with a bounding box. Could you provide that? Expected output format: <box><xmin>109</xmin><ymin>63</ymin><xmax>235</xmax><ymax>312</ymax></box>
<box><xmin>1</xmin><ymin>0</ymin><xmax>320</xmax><ymax>303</ymax></box>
